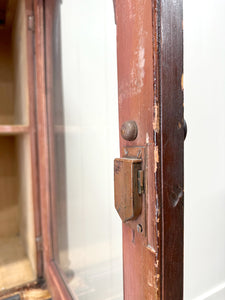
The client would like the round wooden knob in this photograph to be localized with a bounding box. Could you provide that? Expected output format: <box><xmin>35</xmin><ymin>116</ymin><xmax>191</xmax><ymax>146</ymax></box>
<box><xmin>121</xmin><ymin>120</ymin><xmax>138</xmax><ymax>141</ymax></box>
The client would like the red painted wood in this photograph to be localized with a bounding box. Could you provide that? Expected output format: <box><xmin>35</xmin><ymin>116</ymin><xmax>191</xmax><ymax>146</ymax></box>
<box><xmin>159</xmin><ymin>0</ymin><xmax>184</xmax><ymax>298</ymax></box>
<box><xmin>115</xmin><ymin>0</ymin><xmax>159</xmax><ymax>298</ymax></box>
<box><xmin>116</xmin><ymin>0</ymin><xmax>184</xmax><ymax>299</ymax></box>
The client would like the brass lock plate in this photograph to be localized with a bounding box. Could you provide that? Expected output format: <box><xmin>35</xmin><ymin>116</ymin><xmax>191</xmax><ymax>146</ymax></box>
<box><xmin>114</xmin><ymin>158</ymin><xmax>142</xmax><ymax>222</ymax></box>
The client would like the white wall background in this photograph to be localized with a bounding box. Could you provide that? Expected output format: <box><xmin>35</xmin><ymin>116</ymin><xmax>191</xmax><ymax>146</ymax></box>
<box><xmin>184</xmin><ymin>1</ymin><xmax>225</xmax><ymax>299</ymax></box>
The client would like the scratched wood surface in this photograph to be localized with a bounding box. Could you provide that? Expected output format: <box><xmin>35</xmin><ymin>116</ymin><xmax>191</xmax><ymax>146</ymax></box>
<box><xmin>116</xmin><ymin>0</ymin><xmax>184</xmax><ymax>299</ymax></box>
<box><xmin>115</xmin><ymin>0</ymin><xmax>159</xmax><ymax>299</ymax></box>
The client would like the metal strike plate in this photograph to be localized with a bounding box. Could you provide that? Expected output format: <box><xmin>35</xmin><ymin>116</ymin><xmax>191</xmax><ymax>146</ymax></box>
<box><xmin>114</xmin><ymin>158</ymin><xmax>142</xmax><ymax>222</ymax></box>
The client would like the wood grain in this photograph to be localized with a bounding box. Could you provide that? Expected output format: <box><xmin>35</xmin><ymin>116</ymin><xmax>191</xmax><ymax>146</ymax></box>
<box><xmin>153</xmin><ymin>0</ymin><xmax>184</xmax><ymax>299</ymax></box>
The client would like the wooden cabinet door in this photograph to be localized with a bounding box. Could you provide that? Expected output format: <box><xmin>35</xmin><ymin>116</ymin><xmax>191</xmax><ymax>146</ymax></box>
<box><xmin>115</xmin><ymin>0</ymin><xmax>183</xmax><ymax>299</ymax></box>
<box><xmin>34</xmin><ymin>0</ymin><xmax>184</xmax><ymax>299</ymax></box>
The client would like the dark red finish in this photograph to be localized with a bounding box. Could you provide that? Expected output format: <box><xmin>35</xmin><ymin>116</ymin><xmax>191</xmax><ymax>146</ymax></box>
<box><xmin>157</xmin><ymin>0</ymin><xmax>184</xmax><ymax>298</ymax></box>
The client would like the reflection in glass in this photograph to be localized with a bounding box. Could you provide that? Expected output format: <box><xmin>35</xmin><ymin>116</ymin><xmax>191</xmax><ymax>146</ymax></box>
<box><xmin>48</xmin><ymin>1</ymin><xmax>122</xmax><ymax>299</ymax></box>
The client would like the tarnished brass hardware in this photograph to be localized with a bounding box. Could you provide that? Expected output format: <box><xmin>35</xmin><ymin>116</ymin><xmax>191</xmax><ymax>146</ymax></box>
<box><xmin>114</xmin><ymin>158</ymin><xmax>143</xmax><ymax>222</ymax></box>
<box><xmin>121</xmin><ymin>120</ymin><xmax>138</xmax><ymax>141</ymax></box>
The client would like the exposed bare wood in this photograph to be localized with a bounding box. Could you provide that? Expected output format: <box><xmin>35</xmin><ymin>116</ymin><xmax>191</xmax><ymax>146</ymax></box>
<box><xmin>22</xmin><ymin>288</ymin><xmax>51</xmax><ymax>299</ymax></box>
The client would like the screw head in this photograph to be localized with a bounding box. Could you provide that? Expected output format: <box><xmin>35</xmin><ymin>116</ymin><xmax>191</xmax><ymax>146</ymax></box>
<box><xmin>121</xmin><ymin>120</ymin><xmax>138</xmax><ymax>141</ymax></box>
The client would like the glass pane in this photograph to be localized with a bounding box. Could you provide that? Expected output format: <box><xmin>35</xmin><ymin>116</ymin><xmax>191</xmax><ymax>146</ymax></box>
<box><xmin>184</xmin><ymin>1</ymin><xmax>225</xmax><ymax>299</ymax></box>
<box><xmin>49</xmin><ymin>1</ymin><xmax>123</xmax><ymax>299</ymax></box>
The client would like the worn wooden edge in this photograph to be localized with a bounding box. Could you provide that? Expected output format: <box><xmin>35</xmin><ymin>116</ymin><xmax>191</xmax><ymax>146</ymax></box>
<box><xmin>25</xmin><ymin>0</ymin><xmax>43</xmax><ymax>279</ymax></box>
<box><xmin>153</xmin><ymin>0</ymin><xmax>184</xmax><ymax>299</ymax></box>
<box><xmin>34</xmin><ymin>0</ymin><xmax>53</xmax><ymax>274</ymax></box>
<box><xmin>46</xmin><ymin>262</ymin><xmax>73</xmax><ymax>300</ymax></box>
<box><xmin>152</xmin><ymin>1</ymin><xmax>162</xmax><ymax>299</ymax></box>
<box><xmin>0</xmin><ymin>279</ymin><xmax>42</xmax><ymax>299</ymax></box>
<box><xmin>115</xmin><ymin>0</ymin><xmax>159</xmax><ymax>298</ymax></box>
<box><xmin>43</xmin><ymin>0</ymin><xmax>60</xmax><ymax>265</ymax></box>
<box><xmin>34</xmin><ymin>1</ymin><xmax>74</xmax><ymax>299</ymax></box>
<box><xmin>0</xmin><ymin>280</ymin><xmax>51</xmax><ymax>300</ymax></box>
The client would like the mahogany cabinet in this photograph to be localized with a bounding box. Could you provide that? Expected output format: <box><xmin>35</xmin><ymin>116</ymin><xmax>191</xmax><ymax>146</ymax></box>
<box><xmin>0</xmin><ymin>0</ymin><xmax>183</xmax><ymax>299</ymax></box>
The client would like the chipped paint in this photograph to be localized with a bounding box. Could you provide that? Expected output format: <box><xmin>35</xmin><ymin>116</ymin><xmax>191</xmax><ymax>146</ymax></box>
<box><xmin>137</xmin><ymin>46</ymin><xmax>145</xmax><ymax>89</ymax></box>
<box><xmin>127</xmin><ymin>0</ymin><xmax>136</xmax><ymax>20</ymax></box>
<box><xmin>147</xmin><ymin>245</ymin><xmax>156</xmax><ymax>255</ymax></box>
<box><xmin>147</xmin><ymin>269</ymin><xmax>154</xmax><ymax>288</ymax></box>
<box><xmin>153</xmin><ymin>104</ymin><xmax>159</xmax><ymax>133</ymax></box>
<box><xmin>119</xmin><ymin>4</ymin><xmax>147</xmax><ymax>101</ymax></box>
<box><xmin>177</xmin><ymin>121</ymin><xmax>182</xmax><ymax>129</ymax></box>
<box><xmin>129</xmin><ymin>43</ymin><xmax>145</xmax><ymax>96</ymax></box>
<box><xmin>154</xmin><ymin>259</ymin><xmax>159</xmax><ymax>268</ymax></box>
<box><xmin>154</xmin><ymin>145</ymin><xmax>159</xmax><ymax>173</ymax></box>
<box><xmin>146</xmin><ymin>132</ymin><xmax>150</xmax><ymax>144</ymax></box>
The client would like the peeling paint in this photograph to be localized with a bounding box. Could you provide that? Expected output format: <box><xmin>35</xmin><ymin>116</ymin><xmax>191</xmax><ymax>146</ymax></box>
<box><xmin>127</xmin><ymin>0</ymin><xmax>136</xmax><ymax>20</ymax></box>
<box><xmin>146</xmin><ymin>132</ymin><xmax>150</xmax><ymax>144</ymax></box>
<box><xmin>154</xmin><ymin>259</ymin><xmax>159</xmax><ymax>268</ymax></box>
<box><xmin>153</xmin><ymin>104</ymin><xmax>159</xmax><ymax>133</ymax></box>
<box><xmin>154</xmin><ymin>145</ymin><xmax>159</xmax><ymax>173</ymax></box>
<box><xmin>130</xmin><ymin>44</ymin><xmax>145</xmax><ymax>96</ymax></box>
<box><xmin>147</xmin><ymin>245</ymin><xmax>156</xmax><ymax>255</ymax></box>
<box><xmin>181</xmin><ymin>73</ymin><xmax>184</xmax><ymax>91</ymax></box>
<box><xmin>119</xmin><ymin>4</ymin><xmax>146</xmax><ymax>101</ymax></box>
<box><xmin>147</xmin><ymin>269</ymin><xmax>154</xmax><ymax>288</ymax></box>
<box><xmin>137</xmin><ymin>46</ymin><xmax>145</xmax><ymax>89</ymax></box>
<box><xmin>155</xmin><ymin>274</ymin><xmax>160</xmax><ymax>280</ymax></box>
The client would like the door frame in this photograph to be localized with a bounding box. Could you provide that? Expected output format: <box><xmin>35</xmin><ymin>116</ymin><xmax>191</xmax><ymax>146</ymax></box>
<box><xmin>34</xmin><ymin>0</ymin><xmax>183</xmax><ymax>299</ymax></box>
<box><xmin>154</xmin><ymin>0</ymin><xmax>184</xmax><ymax>298</ymax></box>
<box><xmin>34</xmin><ymin>0</ymin><xmax>73</xmax><ymax>299</ymax></box>
<box><xmin>115</xmin><ymin>0</ymin><xmax>183</xmax><ymax>298</ymax></box>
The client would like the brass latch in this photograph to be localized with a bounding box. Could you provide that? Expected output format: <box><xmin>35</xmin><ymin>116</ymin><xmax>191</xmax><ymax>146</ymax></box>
<box><xmin>114</xmin><ymin>158</ymin><xmax>144</xmax><ymax>222</ymax></box>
